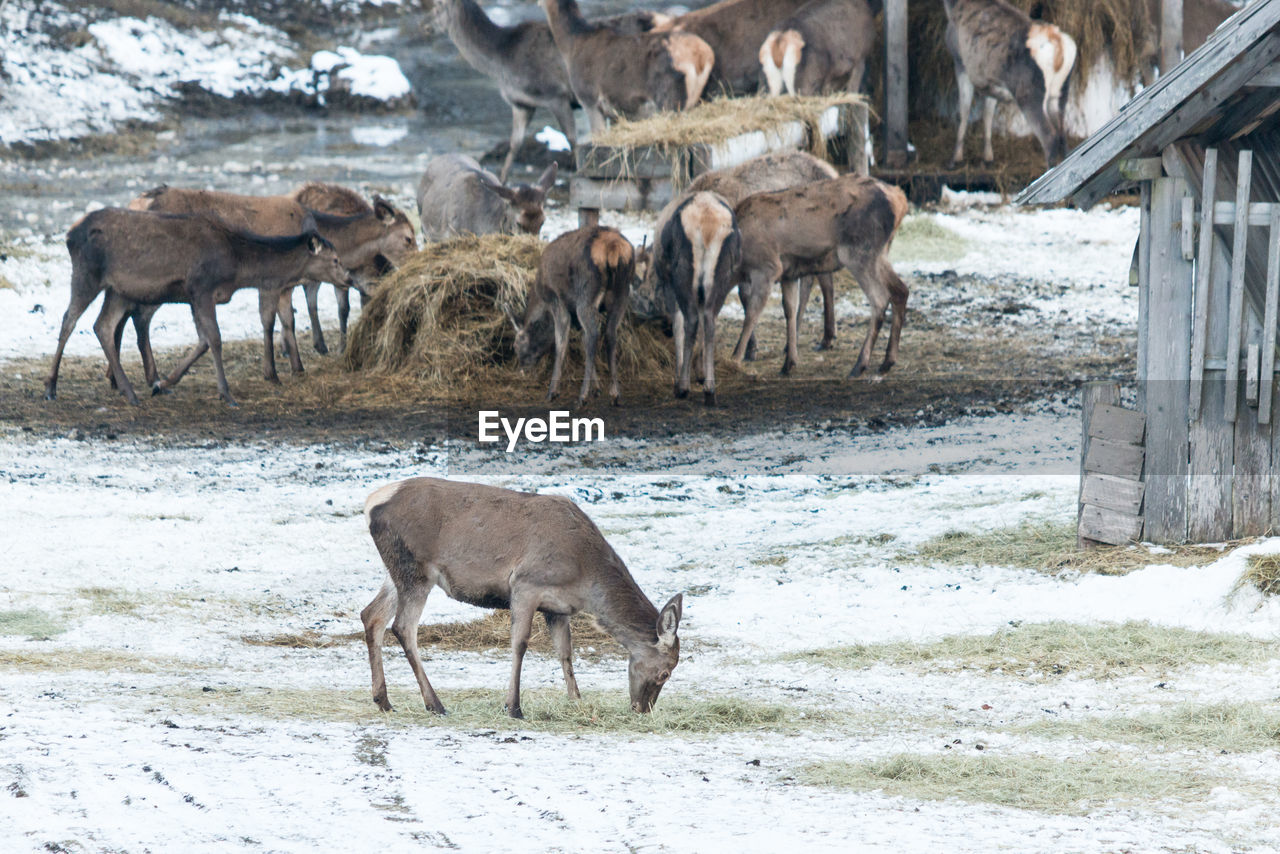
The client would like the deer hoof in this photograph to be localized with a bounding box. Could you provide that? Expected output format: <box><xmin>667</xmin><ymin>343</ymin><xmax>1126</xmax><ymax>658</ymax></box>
<box><xmin>151</xmin><ymin>382</ymin><xmax>172</xmax><ymax>396</ymax></box>
<box><xmin>849</xmin><ymin>361</ymin><xmax>868</xmax><ymax>379</ymax></box>
<box><xmin>265</xmin><ymin>374</ymin><xmax>281</xmax><ymax>385</ymax></box>
<box><xmin>313</xmin><ymin>341</ymin><xmax>329</xmax><ymax>356</ymax></box>
<box><xmin>374</xmin><ymin>693</ymin><xmax>392</xmax><ymax>712</ymax></box>
<box><xmin>506</xmin><ymin>705</ymin><xmax>524</xmax><ymax>720</ymax></box>
<box><xmin>611</xmin><ymin>394</ymin><xmax>620</xmax><ymax>407</ymax></box>
<box><xmin>780</xmin><ymin>360</ymin><xmax>795</xmax><ymax>377</ymax></box>
<box><xmin>704</xmin><ymin>390</ymin><xmax>717</xmax><ymax>407</ymax></box>
<box><xmin>878</xmin><ymin>360</ymin><xmax>896</xmax><ymax>375</ymax></box>
<box><xmin>674</xmin><ymin>386</ymin><xmax>689</xmax><ymax>399</ymax></box>
<box><xmin>44</xmin><ymin>388</ymin><xmax>56</xmax><ymax>401</ymax></box>
<box><xmin>813</xmin><ymin>338</ymin><xmax>834</xmax><ymax>352</ymax></box>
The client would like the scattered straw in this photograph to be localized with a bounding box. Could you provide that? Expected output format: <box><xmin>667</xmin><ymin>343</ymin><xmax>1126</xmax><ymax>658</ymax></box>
<box><xmin>796</xmin><ymin>752</ymin><xmax>1215</xmax><ymax>815</ymax></box>
<box><xmin>1236</xmin><ymin>553</ymin><xmax>1280</xmax><ymax>598</ymax></box>
<box><xmin>899</xmin><ymin>518</ymin><xmax>1233</xmax><ymax>575</ymax></box>
<box><xmin>0</xmin><ymin>648</ymin><xmax>211</xmax><ymax>674</ymax></box>
<box><xmin>787</xmin><ymin>621</ymin><xmax>1280</xmax><ymax>678</ymax></box>
<box><xmin>161</xmin><ymin>686</ymin><xmax>820</xmax><ymax>734</ymax></box>
<box><xmin>0</xmin><ymin>608</ymin><xmax>66</xmax><ymax>640</ymax></box>
<box><xmin>1026</xmin><ymin>702</ymin><xmax>1280</xmax><ymax>754</ymax></box>
<box><xmin>313</xmin><ymin>612</ymin><xmax>623</xmax><ymax>659</ymax></box>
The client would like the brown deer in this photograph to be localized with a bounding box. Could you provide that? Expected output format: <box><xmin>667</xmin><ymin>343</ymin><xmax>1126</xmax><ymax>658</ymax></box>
<box><xmin>45</xmin><ymin>208</ymin><xmax>348</xmax><ymax>406</ymax></box>
<box><xmin>515</xmin><ymin>225</ymin><xmax>634</xmax><ymax>407</ymax></box>
<box><xmin>758</xmin><ymin>0</ymin><xmax>877</xmax><ymax>98</ymax></box>
<box><xmin>287</xmin><ymin>182</ymin><xmax>417</xmax><ymax>355</ymax></box>
<box><xmin>542</xmin><ymin>0</ymin><xmax>714</xmax><ymax>133</ymax></box>
<box><xmin>942</xmin><ymin>0</ymin><xmax>1077</xmax><ymax>167</ymax></box>
<box><xmin>649</xmin><ymin>0</ymin><xmax>814</xmax><ymax>95</ymax></box>
<box><xmin>126</xmin><ymin>186</ymin><xmax>413</xmax><ymax>384</ymax></box>
<box><xmin>417</xmin><ymin>154</ymin><xmax>556</xmax><ymax>240</ymax></box>
<box><xmin>361</xmin><ymin>477</ymin><xmax>683</xmax><ymax>718</ymax></box>
<box><xmin>654</xmin><ymin>191</ymin><xmax>741</xmax><ymax>405</ymax></box>
<box><xmin>732</xmin><ymin>174</ymin><xmax>909</xmax><ymax>379</ymax></box>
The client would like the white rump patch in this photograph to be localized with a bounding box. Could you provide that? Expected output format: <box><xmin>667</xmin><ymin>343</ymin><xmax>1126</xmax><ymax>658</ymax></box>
<box><xmin>364</xmin><ymin>481</ymin><xmax>403</xmax><ymax>525</ymax></box>
<box><xmin>1027</xmin><ymin>24</ymin><xmax>1076</xmax><ymax>116</ymax></box>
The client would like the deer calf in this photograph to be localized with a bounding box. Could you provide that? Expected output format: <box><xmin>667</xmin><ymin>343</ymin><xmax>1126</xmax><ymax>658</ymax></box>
<box><xmin>362</xmin><ymin>477</ymin><xmax>683</xmax><ymax>718</ymax></box>
<box><xmin>515</xmin><ymin>225</ymin><xmax>634</xmax><ymax>407</ymax></box>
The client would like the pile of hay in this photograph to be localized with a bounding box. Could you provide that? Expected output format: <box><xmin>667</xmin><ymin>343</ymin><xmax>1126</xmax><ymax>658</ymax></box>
<box><xmin>342</xmin><ymin>233</ymin><xmax>677</xmax><ymax>395</ymax></box>
<box><xmin>591</xmin><ymin>93</ymin><xmax>865</xmax><ymax>152</ymax></box>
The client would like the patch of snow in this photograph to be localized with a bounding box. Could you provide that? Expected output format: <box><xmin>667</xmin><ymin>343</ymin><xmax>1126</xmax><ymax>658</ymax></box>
<box><xmin>535</xmin><ymin>125</ymin><xmax>572</xmax><ymax>152</ymax></box>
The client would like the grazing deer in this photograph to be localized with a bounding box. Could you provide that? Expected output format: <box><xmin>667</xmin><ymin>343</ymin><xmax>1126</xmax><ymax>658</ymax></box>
<box><xmin>288</xmin><ymin>182</ymin><xmax>417</xmax><ymax>355</ymax></box>
<box><xmin>126</xmin><ymin>186</ymin><xmax>413</xmax><ymax>384</ymax></box>
<box><xmin>362</xmin><ymin>477</ymin><xmax>683</xmax><ymax>718</ymax></box>
<box><xmin>732</xmin><ymin>175</ymin><xmax>909</xmax><ymax>379</ymax></box>
<box><xmin>942</xmin><ymin>0</ymin><xmax>1077</xmax><ymax>168</ymax></box>
<box><xmin>542</xmin><ymin>0</ymin><xmax>714</xmax><ymax>133</ymax></box>
<box><xmin>654</xmin><ymin>191</ymin><xmax>741</xmax><ymax>406</ymax></box>
<box><xmin>758</xmin><ymin>0</ymin><xmax>877</xmax><ymax>98</ymax></box>
<box><xmin>46</xmin><ymin>208</ymin><xmax>348</xmax><ymax>406</ymax></box>
<box><xmin>515</xmin><ymin>225</ymin><xmax>634</xmax><ymax>407</ymax></box>
<box><xmin>417</xmin><ymin>154</ymin><xmax>557</xmax><ymax>240</ymax></box>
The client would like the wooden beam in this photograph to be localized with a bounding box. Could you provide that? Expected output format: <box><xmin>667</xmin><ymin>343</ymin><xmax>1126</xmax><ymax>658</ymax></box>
<box><xmin>1078</xmin><ymin>381</ymin><xmax>1121</xmax><ymax>549</ymax></box>
<box><xmin>1225</xmin><ymin>149</ymin><xmax>1253</xmax><ymax>421</ymax></box>
<box><xmin>883</xmin><ymin>0</ymin><xmax>908</xmax><ymax>169</ymax></box>
<box><xmin>1190</xmin><ymin>147</ymin><xmax>1218</xmax><ymax>420</ymax></box>
<box><xmin>1261</xmin><ymin>206</ymin><xmax>1280</xmax><ymax>424</ymax></box>
<box><xmin>1120</xmin><ymin>158</ymin><xmax>1164</xmax><ymax>181</ymax></box>
<box><xmin>1247</xmin><ymin>61</ymin><xmax>1280</xmax><ymax>87</ymax></box>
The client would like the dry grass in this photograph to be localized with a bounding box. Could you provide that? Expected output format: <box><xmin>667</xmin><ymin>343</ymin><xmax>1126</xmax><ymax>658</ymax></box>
<box><xmin>0</xmin><ymin>648</ymin><xmax>211</xmax><ymax>674</ymax></box>
<box><xmin>161</xmin><ymin>686</ymin><xmax>820</xmax><ymax>734</ymax></box>
<box><xmin>900</xmin><ymin>518</ymin><xmax>1232</xmax><ymax>575</ymax></box>
<box><xmin>1236</xmin><ymin>553</ymin><xmax>1280</xmax><ymax>598</ymax></box>
<box><xmin>246</xmin><ymin>612</ymin><xmax>624</xmax><ymax>659</ymax></box>
<box><xmin>796</xmin><ymin>752</ymin><xmax>1215</xmax><ymax>815</ymax></box>
<box><xmin>787</xmin><ymin>621</ymin><xmax>1280</xmax><ymax>678</ymax></box>
<box><xmin>341</xmin><ymin>233</ymin><xmax>687</xmax><ymax>396</ymax></box>
<box><xmin>1026</xmin><ymin>702</ymin><xmax>1280</xmax><ymax>754</ymax></box>
<box><xmin>889</xmin><ymin>215</ymin><xmax>971</xmax><ymax>264</ymax></box>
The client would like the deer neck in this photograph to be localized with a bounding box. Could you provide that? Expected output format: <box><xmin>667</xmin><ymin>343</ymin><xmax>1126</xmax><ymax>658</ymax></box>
<box><xmin>232</xmin><ymin>235</ymin><xmax>313</xmax><ymax>290</ymax></box>
<box><xmin>437</xmin><ymin>0</ymin><xmax>516</xmax><ymax>72</ymax></box>
<box><xmin>585</xmin><ymin>566</ymin><xmax>660</xmax><ymax>654</ymax></box>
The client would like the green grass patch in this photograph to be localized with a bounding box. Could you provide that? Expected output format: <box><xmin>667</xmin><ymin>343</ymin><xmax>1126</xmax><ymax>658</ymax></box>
<box><xmin>900</xmin><ymin>518</ymin><xmax>1229</xmax><ymax>574</ymax></box>
<box><xmin>0</xmin><ymin>608</ymin><xmax>67</xmax><ymax>640</ymax></box>
<box><xmin>889</xmin><ymin>215</ymin><xmax>971</xmax><ymax>264</ymax></box>
<box><xmin>161</xmin><ymin>686</ymin><xmax>827</xmax><ymax>734</ymax></box>
<box><xmin>1026</xmin><ymin>701</ymin><xmax>1280</xmax><ymax>753</ymax></box>
<box><xmin>76</xmin><ymin>586</ymin><xmax>146</xmax><ymax>616</ymax></box>
<box><xmin>796</xmin><ymin>752</ymin><xmax>1216</xmax><ymax>815</ymax></box>
<box><xmin>787</xmin><ymin>621</ymin><xmax>1280</xmax><ymax>678</ymax></box>
<box><xmin>1236</xmin><ymin>553</ymin><xmax>1280</xmax><ymax>598</ymax></box>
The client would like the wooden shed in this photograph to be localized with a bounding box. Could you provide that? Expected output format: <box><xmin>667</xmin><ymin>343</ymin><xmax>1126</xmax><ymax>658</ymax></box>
<box><xmin>1017</xmin><ymin>0</ymin><xmax>1280</xmax><ymax>544</ymax></box>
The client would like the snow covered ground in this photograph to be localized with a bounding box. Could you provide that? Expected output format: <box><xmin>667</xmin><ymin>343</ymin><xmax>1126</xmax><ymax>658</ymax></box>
<box><xmin>0</xmin><ymin>1</ymin><xmax>411</xmax><ymax>148</ymax></box>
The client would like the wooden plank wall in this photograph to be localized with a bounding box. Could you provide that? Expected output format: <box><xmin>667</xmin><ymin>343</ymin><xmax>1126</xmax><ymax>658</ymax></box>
<box><xmin>1079</xmin><ymin>383</ymin><xmax>1146</xmax><ymax>546</ymax></box>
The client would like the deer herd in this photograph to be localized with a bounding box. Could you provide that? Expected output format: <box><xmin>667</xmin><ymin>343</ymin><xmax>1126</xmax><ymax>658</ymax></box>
<box><xmin>43</xmin><ymin>0</ymin><xmax>1081</xmax><ymax>411</ymax></box>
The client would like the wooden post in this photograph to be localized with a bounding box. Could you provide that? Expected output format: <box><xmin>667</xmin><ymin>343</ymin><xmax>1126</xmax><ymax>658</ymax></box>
<box><xmin>1161</xmin><ymin>0</ymin><xmax>1184</xmax><ymax>74</ymax></box>
<box><xmin>849</xmin><ymin>103</ymin><xmax>870</xmax><ymax>177</ymax></box>
<box><xmin>883</xmin><ymin>0</ymin><xmax>908</xmax><ymax>169</ymax></box>
<box><xmin>1143</xmin><ymin>175</ymin><xmax>1194</xmax><ymax>543</ymax></box>
<box><xmin>1225</xmin><ymin>150</ymin><xmax>1253</xmax><ymax>421</ymax></box>
<box><xmin>1079</xmin><ymin>381</ymin><xmax>1121</xmax><ymax>549</ymax></box>
<box><xmin>578</xmin><ymin>207</ymin><xmax>599</xmax><ymax>229</ymax></box>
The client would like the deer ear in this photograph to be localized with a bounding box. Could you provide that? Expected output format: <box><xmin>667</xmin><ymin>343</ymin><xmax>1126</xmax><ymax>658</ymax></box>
<box><xmin>307</xmin><ymin>233</ymin><xmax>325</xmax><ymax>255</ymax></box>
<box><xmin>480</xmin><ymin>177</ymin><xmax>519</xmax><ymax>203</ymax></box>
<box><xmin>656</xmin><ymin>593</ymin><xmax>682</xmax><ymax>648</ymax></box>
<box><xmin>537</xmin><ymin>161</ymin><xmax>558</xmax><ymax>192</ymax></box>
<box><xmin>373</xmin><ymin>196</ymin><xmax>396</xmax><ymax>225</ymax></box>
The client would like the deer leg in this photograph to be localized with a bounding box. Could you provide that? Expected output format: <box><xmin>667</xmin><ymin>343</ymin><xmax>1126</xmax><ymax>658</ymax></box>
<box><xmin>817</xmin><ymin>273</ymin><xmax>836</xmax><ymax>350</ymax></box>
<box><xmin>545</xmin><ymin>612</ymin><xmax>581</xmax><ymax>701</ymax></box>
<box><xmin>155</xmin><ymin>335</ymin><xmax>209</xmax><ymax>394</ymax></box>
<box><xmin>276</xmin><ymin>288</ymin><xmax>303</xmax><ymax>375</ymax></box>
<box><xmin>549</xmin><ymin>99</ymin><xmax>578</xmax><ymax>155</ymax></box>
<box><xmin>672</xmin><ymin>309</ymin><xmax>689</xmax><ymax>398</ymax></box>
<box><xmin>701</xmin><ymin>305</ymin><xmax>718</xmax><ymax>406</ymax></box>
<box><xmin>44</xmin><ymin>276</ymin><xmax>100</xmax><ymax>401</ymax></box>
<box><xmin>134</xmin><ymin>304</ymin><xmax>161</xmax><ymax>388</ymax></box>
<box><xmin>107</xmin><ymin>302</ymin><xmax>128</xmax><ymax>389</ymax></box>
<box><xmin>389</xmin><ymin>583</ymin><xmax>447</xmax><ymax>715</ymax></box>
<box><xmin>501</xmin><ymin>103</ymin><xmax>535</xmax><ymax>184</ymax></box>
<box><xmin>981</xmin><ymin>96</ymin><xmax>997</xmax><ymax>164</ymax></box>
<box><xmin>604</xmin><ymin>303</ymin><xmax>623</xmax><ymax>405</ymax></box>
<box><xmin>842</xmin><ymin>252</ymin><xmax>890</xmax><ymax>379</ymax></box>
<box><xmin>737</xmin><ymin>283</ymin><xmax>760</xmax><ymax>361</ymax></box>
<box><xmin>879</xmin><ymin>261</ymin><xmax>909</xmax><ymax>374</ymax></box>
<box><xmin>505</xmin><ymin>598</ymin><xmax>536</xmax><ymax>719</ymax></box>
<box><xmin>189</xmin><ymin>296</ymin><xmax>234</xmax><ymax>405</ymax></box>
<box><xmin>732</xmin><ymin>267</ymin><xmax>777</xmax><ymax>363</ymax></box>
<box><xmin>948</xmin><ymin>68</ymin><xmax>974</xmax><ymax>169</ymax></box>
<box><xmin>679</xmin><ymin>308</ymin><xmax>698</xmax><ymax>398</ymax></box>
<box><xmin>336</xmin><ymin>286</ymin><xmax>352</xmax><ymax>353</ymax></box>
<box><xmin>575</xmin><ymin>302</ymin><xmax>601</xmax><ymax>408</ymax></box>
<box><xmin>302</xmin><ymin>281</ymin><xmax>328</xmax><ymax>355</ymax></box>
<box><xmin>546</xmin><ymin>305</ymin><xmax>570</xmax><ymax>402</ymax></box>
<box><xmin>361</xmin><ymin>580</ymin><xmax>398</xmax><ymax>712</ymax></box>
<box><xmin>257</xmin><ymin>290</ymin><xmax>281</xmax><ymax>384</ymax></box>
<box><xmin>780</xmin><ymin>278</ymin><xmax>800</xmax><ymax>376</ymax></box>
<box><xmin>93</xmin><ymin>291</ymin><xmax>140</xmax><ymax>405</ymax></box>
